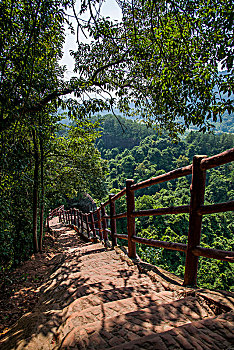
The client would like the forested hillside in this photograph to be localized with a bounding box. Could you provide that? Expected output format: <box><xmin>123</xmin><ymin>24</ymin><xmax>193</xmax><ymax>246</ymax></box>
<box><xmin>96</xmin><ymin>114</ymin><xmax>155</xmax><ymax>153</ymax></box>
<box><xmin>97</xmin><ymin>115</ymin><xmax>234</xmax><ymax>291</ymax></box>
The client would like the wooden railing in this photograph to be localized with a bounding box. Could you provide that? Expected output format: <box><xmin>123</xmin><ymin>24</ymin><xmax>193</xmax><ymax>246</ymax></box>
<box><xmin>47</xmin><ymin>205</ymin><xmax>64</xmax><ymax>226</ymax></box>
<box><xmin>59</xmin><ymin>148</ymin><xmax>234</xmax><ymax>286</ymax></box>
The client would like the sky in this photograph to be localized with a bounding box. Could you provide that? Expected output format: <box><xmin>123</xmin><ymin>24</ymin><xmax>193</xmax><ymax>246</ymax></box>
<box><xmin>60</xmin><ymin>0</ymin><xmax>122</xmax><ymax>80</ymax></box>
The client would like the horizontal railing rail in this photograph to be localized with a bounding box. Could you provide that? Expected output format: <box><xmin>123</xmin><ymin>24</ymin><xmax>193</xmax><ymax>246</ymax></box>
<box><xmin>46</xmin><ymin>205</ymin><xmax>65</xmax><ymax>231</ymax></box>
<box><xmin>48</xmin><ymin>205</ymin><xmax>64</xmax><ymax>221</ymax></box>
<box><xmin>200</xmin><ymin>148</ymin><xmax>234</xmax><ymax>170</ymax></box>
<box><xmin>132</xmin><ymin>236</ymin><xmax>187</xmax><ymax>252</ymax></box>
<box><xmin>132</xmin><ymin>205</ymin><xmax>190</xmax><ymax>217</ymax></box>
<box><xmin>131</xmin><ymin>164</ymin><xmax>193</xmax><ymax>191</ymax></box>
<box><xmin>57</xmin><ymin>147</ymin><xmax>234</xmax><ymax>287</ymax></box>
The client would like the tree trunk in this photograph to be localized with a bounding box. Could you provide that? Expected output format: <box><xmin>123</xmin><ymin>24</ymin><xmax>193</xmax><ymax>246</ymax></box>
<box><xmin>39</xmin><ymin>128</ymin><xmax>44</xmax><ymax>252</ymax></box>
<box><xmin>32</xmin><ymin>128</ymin><xmax>39</xmax><ymax>253</ymax></box>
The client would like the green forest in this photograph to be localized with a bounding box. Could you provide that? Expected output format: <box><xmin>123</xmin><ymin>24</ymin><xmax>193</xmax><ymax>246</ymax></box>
<box><xmin>96</xmin><ymin>114</ymin><xmax>234</xmax><ymax>291</ymax></box>
<box><xmin>1</xmin><ymin>110</ymin><xmax>233</xmax><ymax>291</ymax></box>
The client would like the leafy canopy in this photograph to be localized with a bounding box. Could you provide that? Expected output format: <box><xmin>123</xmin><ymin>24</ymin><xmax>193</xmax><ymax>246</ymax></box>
<box><xmin>70</xmin><ymin>0</ymin><xmax>234</xmax><ymax>135</ymax></box>
<box><xmin>1</xmin><ymin>0</ymin><xmax>233</xmax><ymax>135</ymax></box>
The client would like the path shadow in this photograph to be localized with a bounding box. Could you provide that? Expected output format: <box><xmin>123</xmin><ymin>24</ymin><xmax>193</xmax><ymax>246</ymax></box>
<box><xmin>1</xmin><ymin>220</ymin><xmax>233</xmax><ymax>350</ymax></box>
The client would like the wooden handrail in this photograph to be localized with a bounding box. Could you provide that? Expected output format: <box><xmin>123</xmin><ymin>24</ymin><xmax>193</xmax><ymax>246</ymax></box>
<box><xmin>101</xmin><ymin>188</ymin><xmax>127</xmax><ymax>207</ymax></box>
<box><xmin>192</xmin><ymin>246</ymin><xmax>234</xmax><ymax>263</ymax></box>
<box><xmin>49</xmin><ymin>204</ymin><xmax>64</xmax><ymax>217</ymax></box>
<box><xmin>113</xmin><ymin>212</ymin><xmax>127</xmax><ymax>219</ymax></box>
<box><xmin>132</xmin><ymin>205</ymin><xmax>190</xmax><ymax>218</ymax></box>
<box><xmin>131</xmin><ymin>164</ymin><xmax>192</xmax><ymax>191</ymax></box>
<box><xmin>132</xmin><ymin>236</ymin><xmax>187</xmax><ymax>252</ymax></box>
<box><xmin>112</xmin><ymin>188</ymin><xmax>126</xmax><ymax>201</ymax></box>
<box><xmin>103</xmin><ymin>213</ymin><xmax>127</xmax><ymax>219</ymax></box>
<box><xmin>197</xmin><ymin>201</ymin><xmax>234</xmax><ymax>215</ymax></box>
<box><xmin>57</xmin><ymin>147</ymin><xmax>234</xmax><ymax>287</ymax></box>
<box><xmin>47</xmin><ymin>205</ymin><xmax>64</xmax><ymax>226</ymax></box>
<box><xmin>114</xmin><ymin>233</ymin><xmax>128</xmax><ymax>240</ymax></box>
<box><xmin>102</xmin><ymin>199</ymin><xmax>110</xmax><ymax>207</ymax></box>
<box><xmin>200</xmin><ymin>148</ymin><xmax>234</xmax><ymax>170</ymax></box>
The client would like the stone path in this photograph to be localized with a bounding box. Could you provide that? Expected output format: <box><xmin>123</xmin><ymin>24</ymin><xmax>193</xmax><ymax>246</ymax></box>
<box><xmin>0</xmin><ymin>218</ymin><xmax>233</xmax><ymax>349</ymax></box>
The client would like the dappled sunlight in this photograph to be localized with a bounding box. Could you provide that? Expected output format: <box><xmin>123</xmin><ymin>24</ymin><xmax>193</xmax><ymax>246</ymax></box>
<box><xmin>0</xmin><ymin>220</ymin><xmax>233</xmax><ymax>350</ymax></box>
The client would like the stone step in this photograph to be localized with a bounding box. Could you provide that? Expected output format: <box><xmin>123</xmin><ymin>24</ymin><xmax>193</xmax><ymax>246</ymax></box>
<box><xmin>61</xmin><ymin>275</ymin><xmax>163</xmax><ymax>304</ymax></box>
<box><xmin>61</xmin><ymin>284</ymin><xmax>171</xmax><ymax>317</ymax></box>
<box><xmin>39</xmin><ymin>248</ymin><xmax>165</xmax><ymax>309</ymax></box>
<box><xmin>58</xmin><ymin>295</ymin><xmax>215</xmax><ymax>349</ymax></box>
<box><xmin>40</xmin><ymin>276</ymin><xmax>164</xmax><ymax>312</ymax></box>
<box><xmin>109</xmin><ymin>310</ymin><xmax>234</xmax><ymax>350</ymax></box>
<box><xmin>58</xmin><ymin>290</ymin><xmax>176</xmax><ymax>339</ymax></box>
<box><xmin>76</xmin><ymin>247</ymin><xmax>136</xmax><ymax>270</ymax></box>
<box><xmin>77</xmin><ymin>243</ymin><xmax>110</xmax><ymax>256</ymax></box>
<box><xmin>46</xmin><ymin>251</ymin><xmax>165</xmax><ymax>305</ymax></box>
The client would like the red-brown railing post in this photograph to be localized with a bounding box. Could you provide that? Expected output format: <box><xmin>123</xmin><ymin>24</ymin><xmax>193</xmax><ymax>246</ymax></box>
<box><xmin>71</xmin><ymin>209</ymin><xmax>74</xmax><ymax>224</ymax></box>
<box><xmin>77</xmin><ymin>210</ymin><xmax>80</xmax><ymax>227</ymax></box>
<box><xmin>74</xmin><ymin>209</ymin><xmax>77</xmax><ymax>226</ymax></box>
<box><xmin>85</xmin><ymin>214</ymin><xmax>90</xmax><ymax>238</ymax></box>
<box><xmin>101</xmin><ymin>203</ymin><xmax>108</xmax><ymax>244</ymax></box>
<box><xmin>126</xmin><ymin>179</ymin><xmax>136</xmax><ymax>258</ymax></box>
<box><xmin>47</xmin><ymin>209</ymin><xmax>51</xmax><ymax>229</ymax></box>
<box><xmin>68</xmin><ymin>210</ymin><xmax>70</xmax><ymax>224</ymax></box>
<box><xmin>76</xmin><ymin>210</ymin><xmax>79</xmax><ymax>228</ymax></box>
<box><xmin>109</xmin><ymin>194</ymin><xmax>117</xmax><ymax>248</ymax></box>
<box><xmin>73</xmin><ymin>208</ymin><xmax>76</xmax><ymax>225</ymax></box>
<box><xmin>97</xmin><ymin>208</ymin><xmax>103</xmax><ymax>240</ymax></box>
<box><xmin>184</xmin><ymin>155</ymin><xmax>207</xmax><ymax>286</ymax></box>
<box><xmin>90</xmin><ymin>211</ymin><xmax>96</xmax><ymax>238</ymax></box>
<box><xmin>81</xmin><ymin>212</ymin><xmax>84</xmax><ymax>233</ymax></box>
<box><xmin>79</xmin><ymin>211</ymin><xmax>82</xmax><ymax>229</ymax></box>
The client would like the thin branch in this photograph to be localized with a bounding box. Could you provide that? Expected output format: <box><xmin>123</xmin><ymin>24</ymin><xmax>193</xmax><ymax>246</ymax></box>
<box><xmin>94</xmin><ymin>85</ymin><xmax>127</xmax><ymax>133</ymax></box>
<box><xmin>90</xmin><ymin>50</ymin><xmax>129</xmax><ymax>81</ymax></box>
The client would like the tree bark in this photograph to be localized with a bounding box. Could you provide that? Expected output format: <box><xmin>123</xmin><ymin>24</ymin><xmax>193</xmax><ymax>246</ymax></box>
<box><xmin>32</xmin><ymin>128</ymin><xmax>39</xmax><ymax>253</ymax></box>
<box><xmin>38</xmin><ymin>123</ymin><xmax>44</xmax><ymax>252</ymax></box>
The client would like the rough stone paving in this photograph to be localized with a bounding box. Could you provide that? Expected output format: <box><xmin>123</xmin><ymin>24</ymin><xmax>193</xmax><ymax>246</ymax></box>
<box><xmin>0</xmin><ymin>218</ymin><xmax>233</xmax><ymax>349</ymax></box>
